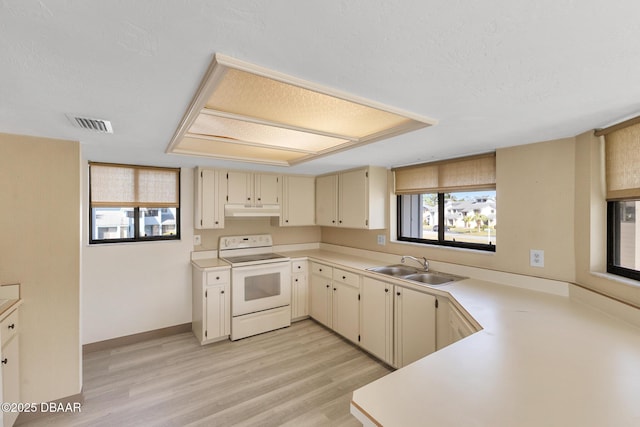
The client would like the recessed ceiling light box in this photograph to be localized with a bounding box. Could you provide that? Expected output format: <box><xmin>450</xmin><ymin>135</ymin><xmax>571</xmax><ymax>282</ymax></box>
<box><xmin>167</xmin><ymin>54</ymin><xmax>437</xmax><ymax>166</ymax></box>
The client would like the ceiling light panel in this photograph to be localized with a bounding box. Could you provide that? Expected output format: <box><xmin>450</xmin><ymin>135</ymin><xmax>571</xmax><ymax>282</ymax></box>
<box><xmin>167</xmin><ymin>54</ymin><xmax>437</xmax><ymax>166</ymax></box>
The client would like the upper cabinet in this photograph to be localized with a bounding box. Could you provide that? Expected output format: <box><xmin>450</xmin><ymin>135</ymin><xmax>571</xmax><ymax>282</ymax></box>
<box><xmin>279</xmin><ymin>175</ymin><xmax>316</xmax><ymax>227</ymax></box>
<box><xmin>227</xmin><ymin>171</ymin><xmax>280</xmax><ymax>206</ymax></box>
<box><xmin>316</xmin><ymin>166</ymin><xmax>387</xmax><ymax>229</ymax></box>
<box><xmin>194</xmin><ymin>167</ymin><xmax>227</xmax><ymax>229</ymax></box>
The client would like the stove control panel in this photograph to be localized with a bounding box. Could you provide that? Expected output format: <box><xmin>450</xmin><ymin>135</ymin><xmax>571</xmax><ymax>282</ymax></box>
<box><xmin>220</xmin><ymin>234</ymin><xmax>273</xmax><ymax>250</ymax></box>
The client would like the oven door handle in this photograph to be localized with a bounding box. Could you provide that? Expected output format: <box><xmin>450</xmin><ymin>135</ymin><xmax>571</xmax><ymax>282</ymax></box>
<box><xmin>230</xmin><ymin>261</ymin><xmax>290</xmax><ymax>273</ymax></box>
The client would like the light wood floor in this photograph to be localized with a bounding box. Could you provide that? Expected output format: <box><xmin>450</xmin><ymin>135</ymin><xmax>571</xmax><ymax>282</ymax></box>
<box><xmin>19</xmin><ymin>320</ymin><xmax>392</xmax><ymax>427</ymax></box>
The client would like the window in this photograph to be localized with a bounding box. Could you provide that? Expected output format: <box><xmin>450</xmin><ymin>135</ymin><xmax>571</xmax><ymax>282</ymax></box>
<box><xmin>603</xmin><ymin>119</ymin><xmax>640</xmax><ymax>280</ymax></box>
<box><xmin>397</xmin><ymin>190</ymin><xmax>496</xmax><ymax>251</ymax></box>
<box><xmin>394</xmin><ymin>153</ymin><xmax>496</xmax><ymax>252</ymax></box>
<box><xmin>608</xmin><ymin>200</ymin><xmax>640</xmax><ymax>281</ymax></box>
<box><xmin>89</xmin><ymin>162</ymin><xmax>180</xmax><ymax>243</ymax></box>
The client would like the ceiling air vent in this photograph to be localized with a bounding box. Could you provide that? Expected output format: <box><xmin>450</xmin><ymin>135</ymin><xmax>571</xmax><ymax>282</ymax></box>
<box><xmin>66</xmin><ymin>114</ymin><xmax>113</xmax><ymax>134</ymax></box>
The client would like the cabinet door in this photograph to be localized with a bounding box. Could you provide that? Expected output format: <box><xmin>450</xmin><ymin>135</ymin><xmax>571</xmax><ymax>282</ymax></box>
<box><xmin>310</xmin><ymin>273</ymin><xmax>332</xmax><ymax>327</ymax></box>
<box><xmin>205</xmin><ymin>283</ymin><xmax>230</xmax><ymax>340</ymax></box>
<box><xmin>332</xmin><ymin>281</ymin><xmax>360</xmax><ymax>344</ymax></box>
<box><xmin>2</xmin><ymin>335</ymin><xmax>19</xmax><ymax>427</ymax></box>
<box><xmin>395</xmin><ymin>287</ymin><xmax>436</xmax><ymax>368</ymax></box>
<box><xmin>282</xmin><ymin>176</ymin><xmax>315</xmax><ymax>226</ymax></box>
<box><xmin>226</xmin><ymin>171</ymin><xmax>252</xmax><ymax>205</ymax></box>
<box><xmin>339</xmin><ymin>168</ymin><xmax>368</xmax><ymax>228</ymax></box>
<box><xmin>256</xmin><ymin>174</ymin><xmax>280</xmax><ymax>205</ymax></box>
<box><xmin>315</xmin><ymin>174</ymin><xmax>338</xmax><ymax>226</ymax></box>
<box><xmin>291</xmin><ymin>273</ymin><xmax>309</xmax><ymax>320</ymax></box>
<box><xmin>197</xmin><ymin>168</ymin><xmax>225</xmax><ymax>229</ymax></box>
<box><xmin>360</xmin><ymin>277</ymin><xmax>393</xmax><ymax>365</ymax></box>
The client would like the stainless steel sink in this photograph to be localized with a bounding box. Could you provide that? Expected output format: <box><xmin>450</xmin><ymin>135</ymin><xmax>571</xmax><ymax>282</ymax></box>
<box><xmin>366</xmin><ymin>265</ymin><xmax>466</xmax><ymax>286</ymax></box>
<box><xmin>366</xmin><ymin>265</ymin><xmax>420</xmax><ymax>276</ymax></box>
<box><xmin>402</xmin><ymin>272</ymin><xmax>464</xmax><ymax>285</ymax></box>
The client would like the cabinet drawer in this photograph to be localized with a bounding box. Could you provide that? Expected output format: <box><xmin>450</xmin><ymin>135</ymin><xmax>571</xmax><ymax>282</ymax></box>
<box><xmin>311</xmin><ymin>262</ymin><xmax>332</xmax><ymax>278</ymax></box>
<box><xmin>206</xmin><ymin>270</ymin><xmax>230</xmax><ymax>285</ymax></box>
<box><xmin>1</xmin><ymin>308</ymin><xmax>18</xmax><ymax>348</ymax></box>
<box><xmin>291</xmin><ymin>260</ymin><xmax>308</xmax><ymax>274</ymax></box>
<box><xmin>333</xmin><ymin>268</ymin><xmax>360</xmax><ymax>288</ymax></box>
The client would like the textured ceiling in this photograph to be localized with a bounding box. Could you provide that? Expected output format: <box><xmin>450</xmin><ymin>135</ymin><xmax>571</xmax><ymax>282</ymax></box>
<box><xmin>1</xmin><ymin>0</ymin><xmax>640</xmax><ymax>174</ymax></box>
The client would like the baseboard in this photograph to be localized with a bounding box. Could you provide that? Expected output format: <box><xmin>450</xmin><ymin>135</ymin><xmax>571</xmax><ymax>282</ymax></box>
<box><xmin>83</xmin><ymin>323</ymin><xmax>192</xmax><ymax>354</ymax></box>
<box><xmin>15</xmin><ymin>392</ymin><xmax>84</xmax><ymax>425</ymax></box>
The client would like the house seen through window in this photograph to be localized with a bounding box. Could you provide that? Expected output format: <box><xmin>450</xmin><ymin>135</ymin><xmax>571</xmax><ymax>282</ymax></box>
<box><xmin>89</xmin><ymin>163</ymin><xmax>180</xmax><ymax>243</ymax></box>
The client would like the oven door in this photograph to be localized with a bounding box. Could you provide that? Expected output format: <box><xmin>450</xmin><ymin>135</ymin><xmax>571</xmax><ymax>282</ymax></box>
<box><xmin>231</xmin><ymin>261</ymin><xmax>291</xmax><ymax>316</ymax></box>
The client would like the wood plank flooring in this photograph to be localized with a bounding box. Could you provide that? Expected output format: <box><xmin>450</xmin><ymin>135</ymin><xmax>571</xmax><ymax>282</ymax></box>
<box><xmin>18</xmin><ymin>320</ymin><xmax>391</xmax><ymax>427</ymax></box>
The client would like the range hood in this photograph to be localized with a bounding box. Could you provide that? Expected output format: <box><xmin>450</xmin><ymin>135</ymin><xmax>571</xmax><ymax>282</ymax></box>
<box><xmin>224</xmin><ymin>204</ymin><xmax>280</xmax><ymax>217</ymax></box>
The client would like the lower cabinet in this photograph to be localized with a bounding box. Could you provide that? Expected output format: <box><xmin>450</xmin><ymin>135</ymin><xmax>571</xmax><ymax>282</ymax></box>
<box><xmin>394</xmin><ymin>286</ymin><xmax>436</xmax><ymax>368</ymax></box>
<box><xmin>360</xmin><ymin>277</ymin><xmax>437</xmax><ymax>368</ymax></box>
<box><xmin>360</xmin><ymin>277</ymin><xmax>394</xmax><ymax>365</ymax></box>
<box><xmin>309</xmin><ymin>262</ymin><xmax>360</xmax><ymax>344</ymax></box>
<box><xmin>1</xmin><ymin>307</ymin><xmax>20</xmax><ymax>427</ymax></box>
<box><xmin>192</xmin><ymin>266</ymin><xmax>231</xmax><ymax>344</ymax></box>
<box><xmin>449</xmin><ymin>302</ymin><xmax>476</xmax><ymax>344</ymax></box>
<box><xmin>291</xmin><ymin>260</ymin><xmax>309</xmax><ymax>321</ymax></box>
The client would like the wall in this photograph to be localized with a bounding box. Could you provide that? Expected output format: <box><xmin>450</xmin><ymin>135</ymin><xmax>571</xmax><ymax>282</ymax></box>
<box><xmin>82</xmin><ymin>164</ymin><xmax>195</xmax><ymax>345</ymax></box>
<box><xmin>82</xmin><ymin>168</ymin><xmax>322</xmax><ymax>344</ymax></box>
<box><xmin>322</xmin><ymin>138</ymin><xmax>577</xmax><ymax>284</ymax></box>
<box><xmin>195</xmin><ymin>218</ymin><xmax>321</xmax><ymax>250</ymax></box>
<box><xmin>574</xmin><ymin>131</ymin><xmax>640</xmax><ymax>307</ymax></box>
<box><xmin>0</xmin><ymin>133</ymin><xmax>81</xmax><ymax>403</ymax></box>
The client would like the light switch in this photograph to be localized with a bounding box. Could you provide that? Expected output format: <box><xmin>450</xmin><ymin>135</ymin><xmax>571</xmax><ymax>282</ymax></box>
<box><xmin>194</xmin><ymin>235</ymin><xmax>202</xmax><ymax>246</ymax></box>
<box><xmin>530</xmin><ymin>249</ymin><xmax>544</xmax><ymax>267</ymax></box>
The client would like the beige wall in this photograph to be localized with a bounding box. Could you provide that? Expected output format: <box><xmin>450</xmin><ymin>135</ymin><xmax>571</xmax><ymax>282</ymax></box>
<box><xmin>0</xmin><ymin>133</ymin><xmax>81</xmax><ymax>402</ymax></box>
<box><xmin>323</xmin><ymin>138</ymin><xmax>577</xmax><ymax>283</ymax></box>
<box><xmin>195</xmin><ymin>218</ymin><xmax>321</xmax><ymax>250</ymax></box>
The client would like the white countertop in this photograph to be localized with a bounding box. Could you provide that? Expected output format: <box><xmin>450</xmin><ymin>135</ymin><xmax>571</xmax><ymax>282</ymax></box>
<box><xmin>276</xmin><ymin>248</ymin><xmax>640</xmax><ymax>426</ymax></box>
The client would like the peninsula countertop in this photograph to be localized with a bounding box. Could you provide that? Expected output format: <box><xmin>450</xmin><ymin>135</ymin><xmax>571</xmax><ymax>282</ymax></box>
<box><xmin>275</xmin><ymin>248</ymin><xmax>640</xmax><ymax>426</ymax></box>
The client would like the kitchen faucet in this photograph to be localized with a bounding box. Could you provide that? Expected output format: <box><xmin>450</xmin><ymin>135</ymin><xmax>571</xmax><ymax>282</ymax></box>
<box><xmin>401</xmin><ymin>255</ymin><xmax>429</xmax><ymax>271</ymax></box>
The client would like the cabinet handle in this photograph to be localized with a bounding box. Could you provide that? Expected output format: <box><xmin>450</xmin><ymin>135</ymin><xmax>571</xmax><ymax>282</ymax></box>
<box><xmin>339</xmin><ymin>220</ymin><xmax>342</xmax><ymax>223</ymax></box>
<box><xmin>8</xmin><ymin>323</ymin><xmax>15</xmax><ymax>330</ymax></box>
<box><xmin>397</xmin><ymin>291</ymin><xmax>401</xmax><ymax>296</ymax></box>
<box><xmin>247</xmin><ymin>197</ymin><xmax>251</xmax><ymax>201</ymax></box>
<box><xmin>333</xmin><ymin>288</ymin><xmax>337</xmax><ymax>291</ymax></box>
<box><xmin>326</xmin><ymin>284</ymin><xmax>330</xmax><ymax>288</ymax></box>
<box><xmin>297</xmin><ymin>265</ymin><xmax>301</xmax><ymax>269</ymax></box>
<box><xmin>342</xmin><ymin>276</ymin><xmax>346</xmax><ymax>280</ymax></box>
<box><xmin>319</xmin><ymin>268</ymin><xmax>322</xmax><ymax>272</ymax></box>
<box><xmin>258</xmin><ymin>197</ymin><xmax>261</xmax><ymax>201</ymax></box>
<box><xmin>216</xmin><ymin>276</ymin><xmax>220</xmax><ymax>280</ymax></box>
<box><xmin>215</xmin><ymin>221</ymin><xmax>219</xmax><ymax>225</ymax></box>
<box><xmin>221</xmin><ymin>290</ymin><xmax>225</xmax><ymax>294</ymax></box>
<box><xmin>332</xmin><ymin>220</ymin><xmax>335</xmax><ymax>223</ymax></box>
<box><xmin>294</xmin><ymin>279</ymin><xmax>298</xmax><ymax>282</ymax></box>
<box><xmin>385</xmin><ymin>288</ymin><xmax>389</xmax><ymax>293</ymax></box>
<box><xmin>1</xmin><ymin>358</ymin><xmax>6</xmax><ymax>365</ymax></box>
<box><xmin>285</xmin><ymin>220</ymin><xmax>289</xmax><ymax>223</ymax></box>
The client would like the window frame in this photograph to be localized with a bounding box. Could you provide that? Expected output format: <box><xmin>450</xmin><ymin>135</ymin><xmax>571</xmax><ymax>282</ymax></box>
<box><xmin>396</xmin><ymin>192</ymin><xmax>496</xmax><ymax>252</ymax></box>
<box><xmin>88</xmin><ymin>163</ymin><xmax>181</xmax><ymax>244</ymax></box>
<box><xmin>607</xmin><ymin>200</ymin><xmax>640</xmax><ymax>281</ymax></box>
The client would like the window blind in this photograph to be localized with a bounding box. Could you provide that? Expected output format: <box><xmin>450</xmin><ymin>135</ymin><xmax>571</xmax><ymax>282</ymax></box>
<box><xmin>393</xmin><ymin>153</ymin><xmax>496</xmax><ymax>194</ymax></box>
<box><xmin>604</xmin><ymin>121</ymin><xmax>640</xmax><ymax>200</ymax></box>
<box><xmin>90</xmin><ymin>163</ymin><xmax>180</xmax><ymax>208</ymax></box>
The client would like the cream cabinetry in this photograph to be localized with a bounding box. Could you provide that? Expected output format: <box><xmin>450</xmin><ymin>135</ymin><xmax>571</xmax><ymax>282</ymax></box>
<box><xmin>227</xmin><ymin>170</ymin><xmax>280</xmax><ymax>206</ymax></box>
<box><xmin>194</xmin><ymin>167</ymin><xmax>227</xmax><ymax>229</ymax></box>
<box><xmin>1</xmin><ymin>307</ymin><xmax>20</xmax><ymax>427</ymax></box>
<box><xmin>291</xmin><ymin>260</ymin><xmax>309</xmax><ymax>321</ymax></box>
<box><xmin>310</xmin><ymin>262</ymin><xmax>333</xmax><ymax>327</ymax></box>
<box><xmin>394</xmin><ymin>286</ymin><xmax>436</xmax><ymax>368</ymax></box>
<box><xmin>192</xmin><ymin>266</ymin><xmax>231</xmax><ymax>344</ymax></box>
<box><xmin>449</xmin><ymin>302</ymin><xmax>476</xmax><ymax>344</ymax></box>
<box><xmin>360</xmin><ymin>277</ymin><xmax>394</xmax><ymax>365</ymax></box>
<box><xmin>309</xmin><ymin>263</ymin><xmax>360</xmax><ymax>344</ymax></box>
<box><xmin>331</xmin><ymin>268</ymin><xmax>360</xmax><ymax>344</ymax></box>
<box><xmin>315</xmin><ymin>166</ymin><xmax>386</xmax><ymax>229</ymax></box>
<box><xmin>279</xmin><ymin>175</ymin><xmax>315</xmax><ymax>226</ymax></box>
<box><xmin>360</xmin><ymin>276</ymin><xmax>437</xmax><ymax>368</ymax></box>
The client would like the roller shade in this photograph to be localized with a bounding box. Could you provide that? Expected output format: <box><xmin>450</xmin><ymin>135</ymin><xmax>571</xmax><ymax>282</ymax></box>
<box><xmin>90</xmin><ymin>163</ymin><xmax>180</xmax><ymax>208</ymax></box>
<box><xmin>604</xmin><ymin>121</ymin><xmax>640</xmax><ymax>200</ymax></box>
<box><xmin>393</xmin><ymin>153</ymin><xmax>496</xmax><ymax>194</ymax></box>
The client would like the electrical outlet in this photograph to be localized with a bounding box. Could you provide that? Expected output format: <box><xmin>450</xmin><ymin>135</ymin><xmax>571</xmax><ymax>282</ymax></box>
<box><xmin>194</xmin><ymin>235</ymin><xmax>202</xmax><ymax>246</ymax></box>
<box><xmin>377</xmin><ymin>234</ymin><xmax>386</xmax><ymax>245</ymax></box>
<box><xmin>530</xmin><ymin>249</ymin><xmax>544</xmax><ymax>267</ymax></box>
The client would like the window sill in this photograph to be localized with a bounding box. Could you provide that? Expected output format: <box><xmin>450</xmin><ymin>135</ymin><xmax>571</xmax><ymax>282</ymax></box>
<box><xmin>590</xmin><ymin>271</ymin><xmax>640</xmax><ymax>289</ymax></box>
<box><xmin>391</xmin><ymin>238</ymin><xmax>496</xmax><ymax>255</ymax></box>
